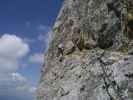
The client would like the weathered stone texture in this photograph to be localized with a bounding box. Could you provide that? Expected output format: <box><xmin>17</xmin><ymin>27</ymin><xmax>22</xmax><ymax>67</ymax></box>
<box><xmin>37</xmin><ymin>0</ymin><xmax>133</xmax><ymax>100</ymax></box>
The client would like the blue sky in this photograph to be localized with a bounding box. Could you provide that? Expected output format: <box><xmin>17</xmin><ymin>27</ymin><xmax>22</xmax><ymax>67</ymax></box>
<box><xmin>0</xmin><ymin>0</ymin><xmax>63</xmax><ymax>100</ymax></box>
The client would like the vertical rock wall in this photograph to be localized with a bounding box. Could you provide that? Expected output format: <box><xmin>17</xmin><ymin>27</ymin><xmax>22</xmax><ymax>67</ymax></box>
<box><xmin>37</xmin><ymin>0</ymin><xmax>133</xmax><ymax>100</ymax></box>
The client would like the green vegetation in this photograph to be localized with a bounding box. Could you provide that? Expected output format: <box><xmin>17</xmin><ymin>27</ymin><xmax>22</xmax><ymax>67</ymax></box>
<box><xmin>77</xmin><ymin>32</ymin><xmax>85</xmax><ymax>51</ymax></box>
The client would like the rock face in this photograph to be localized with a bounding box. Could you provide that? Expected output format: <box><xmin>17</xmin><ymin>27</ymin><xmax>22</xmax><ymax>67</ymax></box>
<box><xmin>37</xmin><ymin>0</ymin><xmax>133</xmax><ymax>100</ymax></box>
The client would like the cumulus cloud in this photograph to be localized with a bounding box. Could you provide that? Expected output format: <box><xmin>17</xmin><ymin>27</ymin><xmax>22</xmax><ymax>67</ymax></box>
<box><xmin>0</xmin><ymin>34</ymin><xmax>35</xmax><ymax>100</ymax></box>
<box><xmin>0</xmin><ymin>34</ymin><xmax>29</xmax><ymax>59</ymax></box>
<box><xmin>29</xmin><ymin>53</ymin><xmax>44</xmax><ymax>64</ymax></box>
<box><xmin>0</xmin><ymin>34</ymin><xmax>29</xmax><ymax>73</ymax></box>
<box><xmin>0</xmin><ymin>73</ymin><xmax>36</xmax><ymax>100</ymax></box>
<box><xmin>11</xmin><ymin>72</ymin><xmax>36</xmax><ymax>94</ymax></box>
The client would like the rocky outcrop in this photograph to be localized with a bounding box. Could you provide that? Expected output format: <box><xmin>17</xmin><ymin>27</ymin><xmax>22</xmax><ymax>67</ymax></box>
<box><xmin>37</xmin><ymin>0</ymin><xmax>133</xmax><ymax>100</ymax></box>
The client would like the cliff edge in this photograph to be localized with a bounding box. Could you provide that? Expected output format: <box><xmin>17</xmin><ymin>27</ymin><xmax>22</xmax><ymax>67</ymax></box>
<box><xmin>37</xmin><ymin>0</ymin><xmax>133</xmax><ymax>100</ymax></box>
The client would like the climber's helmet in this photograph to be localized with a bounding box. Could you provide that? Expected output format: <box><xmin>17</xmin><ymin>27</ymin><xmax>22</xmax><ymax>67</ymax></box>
<box><xmin>58</xmin><ymin>43</ymin><xmax>64</xmax><ymax>49</ymax></box>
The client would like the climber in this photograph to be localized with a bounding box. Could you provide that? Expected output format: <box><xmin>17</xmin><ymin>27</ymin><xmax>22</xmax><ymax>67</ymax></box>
<box><xmin>58</xmin><ymin>43</ymin><xmax>64</xmax><ymax>55</ymax></box>
<box><xmin>57</xmin><ymin>43</ymin><xmax>64</xmax><ymax>62</ymax></box>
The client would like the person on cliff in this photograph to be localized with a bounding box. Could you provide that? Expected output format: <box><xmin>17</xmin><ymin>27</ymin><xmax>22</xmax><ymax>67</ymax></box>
<box><xmin>57</xmin><ymin>43</ymin><xmax>64</xmax><ymax>62</ymax></box>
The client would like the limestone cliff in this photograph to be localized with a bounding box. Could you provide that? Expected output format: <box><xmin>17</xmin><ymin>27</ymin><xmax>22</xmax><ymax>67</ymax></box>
<box><xmin>37</xmin><ymin>0</ymin><xmax>133</xmax><ymax>100</ymax></box>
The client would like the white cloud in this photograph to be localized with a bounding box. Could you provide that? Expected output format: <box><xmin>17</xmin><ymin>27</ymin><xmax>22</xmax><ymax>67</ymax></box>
<box><xmin>38</xmin><ymin>30</ymin><xmax>53</xmax><ymax>42</ymax></box>
<box><xmin>12</xmin><ymin>72</ymin><xmax>36</xmax><ymax>94</ymax></box>
<box><xmin>0</xmin><ymin>57</ymin><xmax>18</xmax><ymax>73</ymax></box>
<box><xmin>0</xmin><ymin>34</ymin><xmax>29</xmax><ymax>59</ymax></box>
<box><xmin>0</xmin><ymin>34</ymin><xmax>35</xmax><ymax>100</ymax></box>
<box><xmin>0</xmin><ymin>72</ymin><xmax>36</xmax><ymax>100</ymax></box>
<box><xmin>0</xmin><ymin>34</ymin><xmax>29</xmax><ymax>73</ymax></box>
<box><xmin>12</xmin><ymin>73</ymin><xmax>27</xmax><ymax>82</ymax></box>
<box><xmin>38</xmin><ymin>29</ymin><xmax>53</xmax><ymax>52</ymax></box>
<box><xmin>29</xmin><ymin>53</ymin><xmax>44</xmax><ymax>64</ymax></box>
<box><xmin>36</xmin><ymin>25</ymin><xmax>54</xmax><ymax>53</ymax></box>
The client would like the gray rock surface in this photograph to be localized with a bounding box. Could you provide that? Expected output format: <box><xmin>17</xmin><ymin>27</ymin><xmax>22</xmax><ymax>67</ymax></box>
<box><xmin>37</xmin><ymin>0</ymin><xmax>133</xmax><ymax>100</ymax></box>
